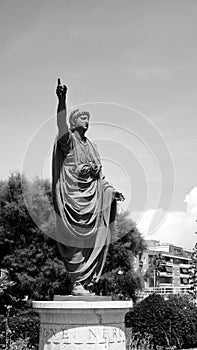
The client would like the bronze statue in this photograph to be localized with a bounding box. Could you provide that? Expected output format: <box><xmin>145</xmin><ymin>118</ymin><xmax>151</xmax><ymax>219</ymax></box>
<box><xmin>52</xmin><ymin>79</ymin><xmax>124</xmax><ymax>295</ymax></box>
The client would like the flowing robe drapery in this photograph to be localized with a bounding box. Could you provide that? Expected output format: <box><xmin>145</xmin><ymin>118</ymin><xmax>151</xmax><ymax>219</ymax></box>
<box><xmin>52</xmin><ymin>126</ymin><xmax>116</xmax><ymax>284</ymax></box>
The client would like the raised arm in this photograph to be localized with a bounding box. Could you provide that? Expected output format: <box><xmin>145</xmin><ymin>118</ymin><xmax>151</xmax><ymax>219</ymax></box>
<box><xmin>56</xmin><ymin>78</ymin><xmax>69</xmax><ymax>139</ymax></box>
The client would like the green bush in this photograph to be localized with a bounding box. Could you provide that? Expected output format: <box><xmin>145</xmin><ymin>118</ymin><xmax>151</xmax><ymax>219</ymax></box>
<box><xmin>168</xmin><ymin>294</ymin><xmax>197</xmax><ymax>348</ymax></box>
<box><xmin>125</xmin><ymin>293</ymin><xmax>197</xmax><ymax>349</ymax></box>
<box><xmin>0</xmin><ymin>304</ymin><xmax>39</xmax><ymax>350</ymax></box>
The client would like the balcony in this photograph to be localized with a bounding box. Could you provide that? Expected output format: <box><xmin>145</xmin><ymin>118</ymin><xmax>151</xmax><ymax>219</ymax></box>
<box><xmin>138</xmin><ymin>286</ymin><xmax>191</xmax><ymax>300</ymax></box>
<box><xmin>179</xmin><ymin>263</ymin><xmax>191</xmax><ymax>268</ymax></box>
<box><xmin>160</xmin><ymin>271</ymin><xmax>173</xmax><ymax>276</ymax></box>
<box><xmin>180</xmin><ymin>274</ymin><xmax>189</xmax><ymax>278</ymax></box>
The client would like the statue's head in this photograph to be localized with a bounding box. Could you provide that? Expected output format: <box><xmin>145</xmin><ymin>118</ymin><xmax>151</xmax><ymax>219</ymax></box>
<box><xmin>69</xmin><ymin>109</ymin><xmax>90</xmax><ymax>131</ymax></box>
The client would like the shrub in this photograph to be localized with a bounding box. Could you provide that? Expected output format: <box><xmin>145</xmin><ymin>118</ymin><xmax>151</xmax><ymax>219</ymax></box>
<box><xmin>0</xmin><ymin>304</ymin><xmax>39</xmax><ymax>350</ymax></box>
<box><xmin>8</xmin><ymin>337</ymin><xmax>36</xmax><ymax>350</ymax></box>
<box><xmin>125</xmin><ymin>293</ymin><xmax>197</xmax><ymax>349</ymax></box>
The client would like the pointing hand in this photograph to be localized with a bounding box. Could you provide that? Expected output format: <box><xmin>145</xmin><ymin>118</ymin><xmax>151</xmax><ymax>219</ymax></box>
<box><xmin>56</xmin><ymin>78</ymin><xmax>67</xmax><ymax>99</ymax></box>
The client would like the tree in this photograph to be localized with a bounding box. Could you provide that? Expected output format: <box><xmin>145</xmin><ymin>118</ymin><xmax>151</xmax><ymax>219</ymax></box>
<box><xmin>0</xmin><ymin>173</ymin><xmax>145</xmax><ymax>301</ymax></box>
<box><xmin>92</xmin><ymin>211</ymin><xmax>146</xmax><ymax>300</ymax></box>
<box><xmin>188</xmin><ymin>242</ymin><xmax>197</xmax><ymax>301</ymax></box>
<box><xmin>0</xmin><ymin>173</ymin><xmax>72</xmax><ymax>301</ymax></box>
<box><xmin>0</xmin><ymin>270</ymin><xmax>16</xmax><ymax>314</ymax></box>
<box><xmin>144</xmin><ymin>253</ymin><xmax>166</xmax><ymax>288</ymax></box>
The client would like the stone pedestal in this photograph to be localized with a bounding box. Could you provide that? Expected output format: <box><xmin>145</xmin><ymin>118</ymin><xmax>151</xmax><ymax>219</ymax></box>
<box><xmin>33</xmin><ymin>298</ymin><xmax>132</xmax><ymax>350</ymax></box>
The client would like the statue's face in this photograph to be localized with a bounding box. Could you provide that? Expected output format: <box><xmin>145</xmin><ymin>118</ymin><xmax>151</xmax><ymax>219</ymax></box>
<box><xmin>74</xmin><ymin>115</ymin><xmax>90</xmax><ymax>131</ymax></box>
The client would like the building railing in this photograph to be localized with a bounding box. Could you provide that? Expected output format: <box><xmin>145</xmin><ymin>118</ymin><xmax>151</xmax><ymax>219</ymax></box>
<box><xmin>139</xmin><ymin>286</ymin><xmax>191</xmax><ymax>297</ymax></box>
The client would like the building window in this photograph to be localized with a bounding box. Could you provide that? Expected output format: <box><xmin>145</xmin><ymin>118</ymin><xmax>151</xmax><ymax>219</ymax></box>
<box><xmin>159</xmin><ymin>277</ymin><xmax>173</xmax><ymax>284</ymax></box>
<box><xmin>180</xmin><ymin>278</ymin><xmax>188</xmax><ymax>285</ymax></box>
<box><xmin>165</xmin><ymin>266</ymin><xmax>173</xmax><ymax>273</ymax></box>
<box><xmin>173</xmin><ymin>258</ymin><xmax>180</xmax><ymax>264</ymax></box>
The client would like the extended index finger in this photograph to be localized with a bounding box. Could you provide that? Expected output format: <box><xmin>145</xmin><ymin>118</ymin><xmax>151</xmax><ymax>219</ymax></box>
<box><xmin>57</xmin><ymin>78</ymin><xmax>61</xmax><ymax>86</ymax></box>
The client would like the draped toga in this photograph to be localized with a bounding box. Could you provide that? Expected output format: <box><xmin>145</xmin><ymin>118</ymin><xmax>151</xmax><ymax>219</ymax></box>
<box><xmin>52</xmin><ymin>126</ymin><xmax>116</xmax><ymax>284</ymax></box>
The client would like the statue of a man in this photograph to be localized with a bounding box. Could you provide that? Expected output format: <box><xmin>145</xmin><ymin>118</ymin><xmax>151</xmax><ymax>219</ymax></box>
<box><xmin>52</xmin><ymin>79</ymin><xmax>124</xmax><ymax>295</ymax></box>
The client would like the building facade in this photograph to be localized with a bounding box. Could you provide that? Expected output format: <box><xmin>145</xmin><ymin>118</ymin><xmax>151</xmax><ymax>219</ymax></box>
<box><xmin>138</xmin><ymin>240</ymin><xmax>192</xmax><ymax>296</ymax></box>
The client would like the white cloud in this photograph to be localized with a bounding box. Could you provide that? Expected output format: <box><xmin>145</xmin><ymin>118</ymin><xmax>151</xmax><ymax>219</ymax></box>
<box><xmin>184</xmin><ymin>187</ymin><xmax>197</xmax><ymax>213</ymax></box>
<box><xmin>132</xmin><ymin>187</ymin><xmax>197</xmax><ymax>250</ymax></box>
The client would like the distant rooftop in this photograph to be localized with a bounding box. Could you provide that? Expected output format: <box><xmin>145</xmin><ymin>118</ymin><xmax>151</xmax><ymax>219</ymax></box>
<box><xmin>145</xmin><ymin>239</ymin><xmax>192</xmax><ymax>259</ymax></box>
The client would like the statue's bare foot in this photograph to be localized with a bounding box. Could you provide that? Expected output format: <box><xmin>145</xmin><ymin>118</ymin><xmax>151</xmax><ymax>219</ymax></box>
<box><xmin>72</xmin><ymin>282</ymin><xmax>91</xmax><ymax>296</ymax></box>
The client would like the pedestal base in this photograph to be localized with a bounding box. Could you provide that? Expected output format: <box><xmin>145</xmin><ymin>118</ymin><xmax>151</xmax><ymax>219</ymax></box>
<box><xmin>33</xmin><ymin>299</ymin><xmax>132</xmax><ymax>350</ymax></box>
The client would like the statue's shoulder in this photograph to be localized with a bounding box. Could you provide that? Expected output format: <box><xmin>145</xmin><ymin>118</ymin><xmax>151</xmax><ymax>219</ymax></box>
<box><xmin>87</xmin><ymin>139</ymin><xmax>101</xmax><ymax>159</ymax></box>
<box><xmin>87</xmin><ymin>138</ymin><xmax>98</xmax><ymax>149</ymax></box>
<box><xmin>85</xmin><ymin>135</ymin><xmax>95</xmax><ymax>145</ymax></box>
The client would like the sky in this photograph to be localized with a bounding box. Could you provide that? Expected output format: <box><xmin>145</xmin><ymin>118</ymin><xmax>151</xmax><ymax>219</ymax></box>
<box><xmin>1</xmin><ymin>0</ymin><xmax>197</xmax><ymax>249</ymax></box>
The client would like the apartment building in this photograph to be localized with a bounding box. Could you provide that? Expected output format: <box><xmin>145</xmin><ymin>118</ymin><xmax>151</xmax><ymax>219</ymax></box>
<box><xmin>137</xmin><ymin>240</ymin><xmax>192</xmax><ymax>294</ymax></box>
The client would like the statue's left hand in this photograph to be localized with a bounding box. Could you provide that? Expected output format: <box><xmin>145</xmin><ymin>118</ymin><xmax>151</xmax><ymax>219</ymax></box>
<box><xmin>113</xmin><ymin>191</ymin><xmax>125</xmax><ymax>201</ymax></box>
